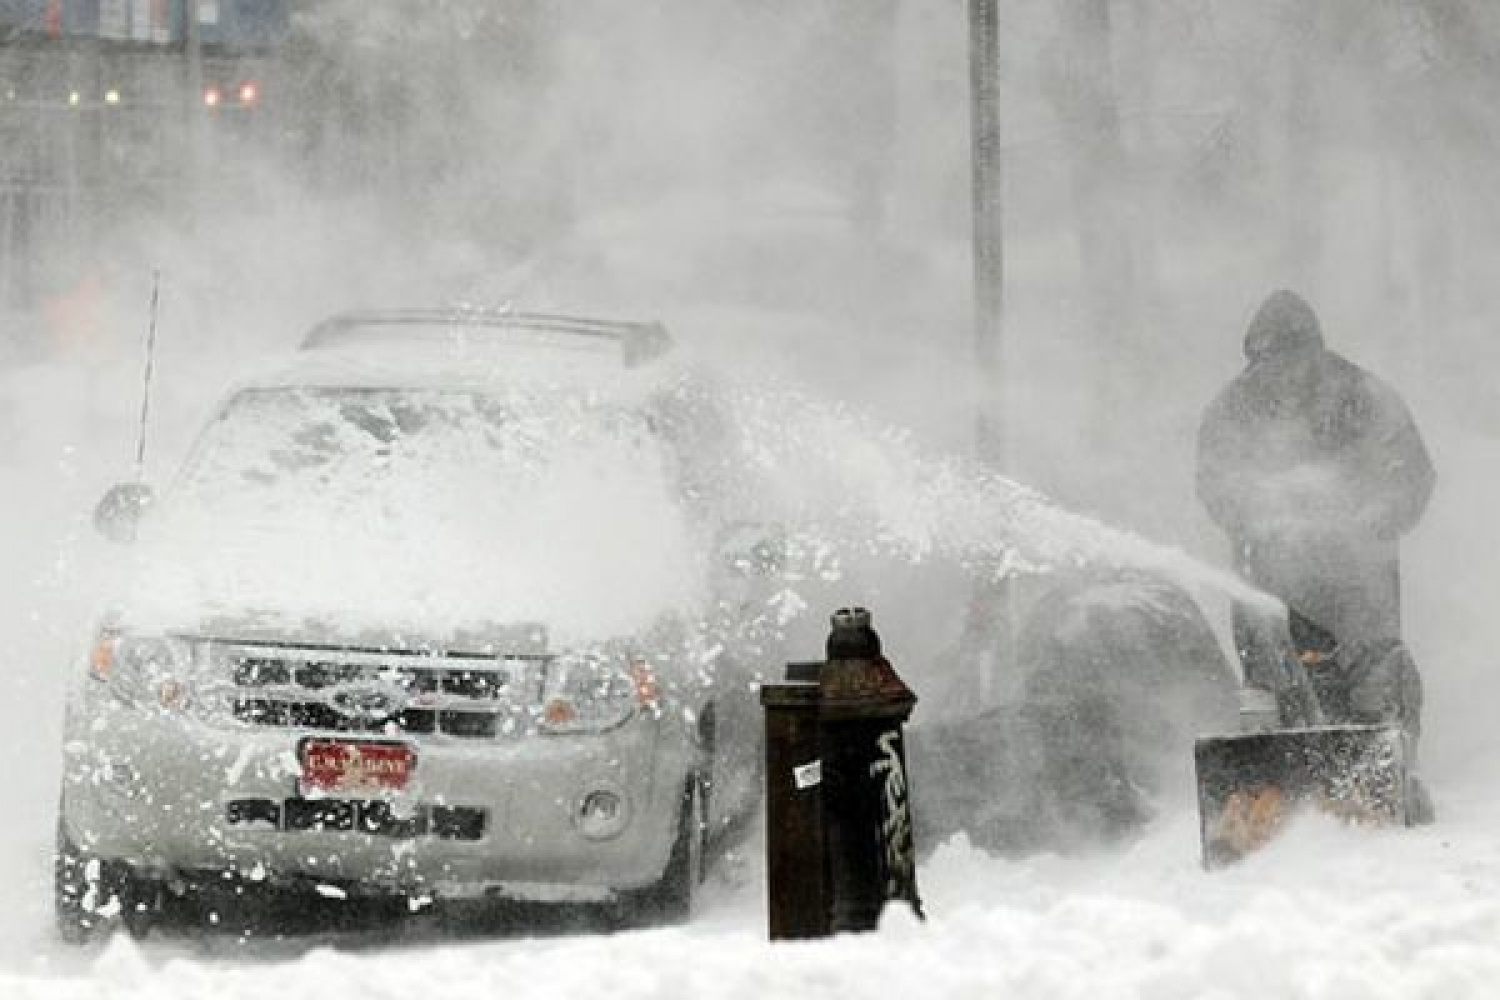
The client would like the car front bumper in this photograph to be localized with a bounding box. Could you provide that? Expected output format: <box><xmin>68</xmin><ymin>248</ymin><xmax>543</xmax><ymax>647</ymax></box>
<box><xmin>60</xmin><ymin>689</ymin><xmax>689</xmax><ymax>902</ymax></box>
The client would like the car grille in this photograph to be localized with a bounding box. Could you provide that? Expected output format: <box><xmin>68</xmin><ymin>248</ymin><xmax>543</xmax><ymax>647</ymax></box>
<box><xmin>223</xmin><ymin>644</ymin><xmax>547</xmax><ymax>740</ymax></box>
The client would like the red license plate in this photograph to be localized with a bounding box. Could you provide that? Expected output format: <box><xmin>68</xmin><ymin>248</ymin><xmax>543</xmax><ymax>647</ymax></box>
<box><xmin>299</xmin><ymin>739</ymin><xmax>415</xmax><ymax>797</ymax></box>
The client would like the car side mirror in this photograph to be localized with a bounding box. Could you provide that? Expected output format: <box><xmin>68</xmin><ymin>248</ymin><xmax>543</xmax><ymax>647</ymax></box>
<box><xmin>717</xmin><ymin>520</ymin><xmax>787</xmax><ymax>577</ymax></box>
<box><xmin>94</xmin><ymin>483</ymin><xmax>156</xmax><ymax>544</ymax></box>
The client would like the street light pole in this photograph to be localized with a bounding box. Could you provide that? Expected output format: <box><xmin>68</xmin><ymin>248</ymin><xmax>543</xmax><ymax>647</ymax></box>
<box><xmin>184</xmin><ymin>0</ymin><xmax>205</xmax><ymax>200</ymax></box>
<box><xmin>963</xmin><ymin>0</ymin><xmax>1014</xmax><ymax>705</ymax></box>
<box><xmin>968</xmin><ymin>0</ymin><xmax>1004</xmax><ymax>469</ymax></box>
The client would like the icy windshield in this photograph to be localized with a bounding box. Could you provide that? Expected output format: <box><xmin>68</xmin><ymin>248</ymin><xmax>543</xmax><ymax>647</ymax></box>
<box><xmin>178</xmin><ymin>386</ymin><xmax>661</xmax><ymax>504</ymax></box>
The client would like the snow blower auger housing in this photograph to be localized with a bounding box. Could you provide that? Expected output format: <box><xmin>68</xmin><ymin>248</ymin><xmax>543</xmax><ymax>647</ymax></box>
<box><xmin>1196</xmin><ymin>723</ymin><xmax>1414</xmax><ymax>866</ymax></box>
<box><xmin>1194</xmin><ymin>614</ymin><xmax>1421</xmax><ymax>867</ymax></box>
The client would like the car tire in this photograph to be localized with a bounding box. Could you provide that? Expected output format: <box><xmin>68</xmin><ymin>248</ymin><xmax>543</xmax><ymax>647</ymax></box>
<box><xmin>55</xmin><ymin>817</ymin><xmax>159</xmax><ymax>944</ymax></box>
<box><xmin>55</xmin><ymin>818</ymin><xmax>110</xmax><ymax>944</ymax></box>
<box><xmin>625</xmin><ymin>775</ymin><xmax>706</xmax><ymax>926</ymax></box>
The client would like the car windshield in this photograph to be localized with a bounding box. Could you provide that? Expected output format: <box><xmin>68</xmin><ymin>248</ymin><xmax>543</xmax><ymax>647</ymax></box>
<box><xmin>179</xmin><ymin>387</ymin><xmax>657</xmax><ymax>500</ymax></box>
<box><xmin>132</xmin><ymin>385</ymin><xmax>705</xmax><ymax>642</ymax></box>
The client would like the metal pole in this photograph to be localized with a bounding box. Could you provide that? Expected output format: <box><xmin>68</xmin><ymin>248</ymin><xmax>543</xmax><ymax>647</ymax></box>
<box><xmin>968</xmin><ymin>0</ymin><xmax>1004</xmax><ymax>469</ymax></box>
<box><xmin>184</xmin><ymin>0</ymin><xmax>205</xmax><ymax>200</ymax></box>
<box><xmin>964</xmin><ymin>0</ymin><xmax>1015</xmax><ymax>706</ymax></box>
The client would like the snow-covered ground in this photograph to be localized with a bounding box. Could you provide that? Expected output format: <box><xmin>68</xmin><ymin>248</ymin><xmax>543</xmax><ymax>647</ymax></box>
<box><xmin>4</xmin><ymin>336</ymin><xmax>1499</xmax><ymax>999</ymax></box>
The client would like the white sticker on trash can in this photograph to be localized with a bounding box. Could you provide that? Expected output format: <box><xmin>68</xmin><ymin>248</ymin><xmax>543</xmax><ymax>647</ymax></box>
<box><xmin>794</xmin><ymin>760</ymin><xmax>822</xmax><ymax>790</ymax></box>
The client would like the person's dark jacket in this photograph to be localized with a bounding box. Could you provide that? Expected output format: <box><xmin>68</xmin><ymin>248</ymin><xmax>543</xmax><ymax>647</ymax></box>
<box><xmin>1196</xmin><ymin>290</ymin><xmax>1434</xmax><ymax>642</ymax></box>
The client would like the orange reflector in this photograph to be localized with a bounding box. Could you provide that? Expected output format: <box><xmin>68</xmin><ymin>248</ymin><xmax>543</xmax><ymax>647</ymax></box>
<box><xmin>629</xmin><ymin>659</ymin><xmax>659</xmax><ymax>706</ymax></box>
<box><xmin>543</xmin><ymin>699</ymin><xmax>577</xmax><ymax>726</ymax></box>
<box><xmin>89</xmin><ymin>636</ymin><xmax>118</xmax><ymax>681</ymax></box>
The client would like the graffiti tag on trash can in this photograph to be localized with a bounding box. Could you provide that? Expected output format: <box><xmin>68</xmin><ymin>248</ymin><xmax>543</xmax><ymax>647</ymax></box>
<box><xmin>870</xmin><ymin>729</ymin><xmax>918</xmax><ymax>901</ymax></box>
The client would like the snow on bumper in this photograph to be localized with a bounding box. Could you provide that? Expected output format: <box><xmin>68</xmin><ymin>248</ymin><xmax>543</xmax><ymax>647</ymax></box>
<box><xmin>60</xmin><ymin>693</ymin><xmax>688</xmax><ymax>901</ymax></box>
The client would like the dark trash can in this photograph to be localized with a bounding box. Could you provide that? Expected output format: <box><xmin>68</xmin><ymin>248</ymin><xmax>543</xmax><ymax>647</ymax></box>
<box><xmin>761</xmin><ymin>607</ymin><xmax>922</xmax><ymax>939</ymax></box>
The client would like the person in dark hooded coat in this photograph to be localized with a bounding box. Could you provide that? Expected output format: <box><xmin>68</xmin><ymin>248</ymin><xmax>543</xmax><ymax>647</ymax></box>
<box><xmin>1196</xmin><ymin>290</ymin><xmax>1434</xmax><ymax>738</ymax></box>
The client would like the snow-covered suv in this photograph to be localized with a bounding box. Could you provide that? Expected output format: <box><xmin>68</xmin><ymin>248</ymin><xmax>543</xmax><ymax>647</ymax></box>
<box><xmin>55</xmin><ymin>310</ymin><xmax>783</xmax><ymax>940</ymax></box>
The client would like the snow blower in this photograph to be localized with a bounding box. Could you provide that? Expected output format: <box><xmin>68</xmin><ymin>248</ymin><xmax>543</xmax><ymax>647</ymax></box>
<box><xmin>1194</xmin><ymin>611</ymin><xmax>1421</xmax><ymax>867</ymax></box>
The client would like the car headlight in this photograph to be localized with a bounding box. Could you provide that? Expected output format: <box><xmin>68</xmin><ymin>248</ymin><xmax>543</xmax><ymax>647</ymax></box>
<box><xmin>88</xmin><ymin>632</ymin><xmax>198</xmax><ymax>712</ymax></box>
<box><xmin>539</xmin><ymin>652</ymin><xmax>658</xmax><ymax>735</ymax></box>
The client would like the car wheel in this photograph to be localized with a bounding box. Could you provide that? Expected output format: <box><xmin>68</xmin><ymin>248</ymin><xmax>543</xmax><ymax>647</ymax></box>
<box><xmin>55</xmin><ymin>817</ymin><xmax>159</xmax><ymax>944</ymax></box>
<box><xmin>626</xmin><ymin>775</ymin><xmax>706</xmax><ymax>926</ymax></box>
<box><xmin>118</xmin><ymin>879</ymin><xmax>164</xmax><ymax>940</ymax></box>
<box><xmin>55</xmin><ymin>818</ymin><xmax>110</xmax><ymax>944</ymax></box>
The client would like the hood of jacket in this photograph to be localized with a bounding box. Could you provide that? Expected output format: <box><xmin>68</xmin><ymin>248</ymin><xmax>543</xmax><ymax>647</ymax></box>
<box><xmin>1243</xmin><ymin>290</ymin><xmax>1325</xmax><ymax>362</ymax></box>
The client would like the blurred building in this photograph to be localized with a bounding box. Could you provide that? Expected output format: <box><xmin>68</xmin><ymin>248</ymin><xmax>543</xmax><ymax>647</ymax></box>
<box><xmin>1</xmin><ymin>0</ymin><xmax>897</xmax><ymax>321</ymax></box>
<box><xmin>0</xmin><ymin>0</ymin><xmax>286</xmax><ymax>311</ymax></box>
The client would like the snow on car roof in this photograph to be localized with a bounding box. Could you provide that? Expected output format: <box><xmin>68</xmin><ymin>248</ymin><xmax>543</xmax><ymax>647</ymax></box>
<box><xmin>300</xmin><ymin>308</ymin><xmax>671</xmax><ymax>364</ymax></box>
<box><xmin>240</xmin><ymin>344</ymin><xmax>645</xmax><ymax>392</ymax></box>
<box><xmin>235</xmin><ymin>310</ymin><xmax>677</xmax><ymax>395</ymax></box>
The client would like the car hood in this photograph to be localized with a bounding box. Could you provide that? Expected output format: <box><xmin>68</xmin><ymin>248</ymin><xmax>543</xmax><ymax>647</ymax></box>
<box><xmin>113</xmin><ymin>491</ymin><xmax>707</xmax><ymax>650</ymax></box>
